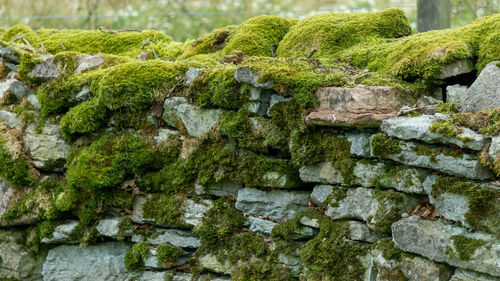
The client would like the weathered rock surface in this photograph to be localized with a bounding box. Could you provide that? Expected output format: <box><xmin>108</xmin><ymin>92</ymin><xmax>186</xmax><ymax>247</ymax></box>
<box><xmin>306</xmin><ymin>85</ymin><xmax>412</xmax><ymax>127</ymax></box>
<box><xmin>0</xmin><ymin>230</ymin><xmax>44</xmax><ymax>280</ymax></box>
<box><xmin>235</xmin><ymin>187</ymin><xmax>310</xmax><ymax>221</ymax></box>
<box><xmin>370</xmin><ymin>136</ymin><xmax>493</xmax><ymax>180</ymax></box>
<box><xmin>450</xmin><ymin>268</ymin><xmax>500</xmax><ymax>281</ymax></box>
<box><xmin>132</xmin><ymin>228</ymin><xmax>200</xmax><ymax>248</ymax></box>
<box><xmin>0</xmin><ymin>109</ymin><xmax>22</xmax><ymax>129</ymax></box>
<box><xmin>247</xmin><ymin>216</ymin><xmax>276</xmax><ymax>235</ymax></box>
<box><xmin>154</xmin><ymin>128</ymin><xmax>181</xmax><ymax>143</ymax></box>
<box><xmin>185</xmin><ymin>67</ymin><xmax>203</xmax><ymax>87</ymax></box>
<box><xmin>372</xmin><ymin>242</ymin><xmax>453</xmax><ymax>281</ymax></box>
<box><xmin>234</xmin><ymin>67</ymin><xmax>273</xmax><ymax>89</ymax></box>
<box><xmin>24</xmin><ymin>122</ymin><xmax>70</xmax><ymax>171</ymax></box>
<box><xmin>198</xmin><ymin>253</ymin><xmax>234</xmax><ymax>275</ymax></box>
<box><xmin>347</xmin><ymin>221</ymin><xmax>384</xmax><ymax>242</ymax></box>
<box><xmin>299</xmin><ymin>161</ymin><xmax>344</xmax><ymax>185</ymax></box>
<box><xmin>446</xmin><ymin>84</ymin><xmax>468</xmax><ymax>103</ymax></box>
<box><xmin>0</xmin><ymin>79</ymin><xmax>28</xmax><ymax>104</ymax></box>
<box><xmin>0</xmin><ymin>178</ymin><xmax>35</xmax><ymax>227</ymax></box>
<box><xmin>489</xmin><ymin>136</ymin><xmax>500</xmax><ymax>161</ymax></box>
<box><xmin>195</xmin><ymin>179</ymin><xmax>242</xmax><ymax>197</ymax></box>
<box><xmin>96</xmin><ymin>218</ymin><xmax>133</xmax><ymax>239</ymax></box>
<box><xmin>460</xmin><ymin>61</ymin><xmax>500</xmax><ymax>112</ymax></box>
<box><xmin>27</xmin><ymin>94</ymin><xmax>41</xmax><ymax>111</ymax></box>
<box><xmin>392</xmin><ymin>216</ymin><xmax>500</xmax><ymax>277</ymax></box>
<box><xmin>74</xmin><ymin>55</ymin><xmax>104</xmax><ymax>74</ymax></box>
<box><xmin>346</xmin><ymin>132</ymin><xmax>372</xmax><ymax>157</ymax></box>
<box><xmin>0</xmin><ymin>44</ymin><xmax>20</xmax><ymax>63</ymax></box>
<box><xmin>439</xmin><ymin>59</ymin><xmax>475</xmax><ymax>79</ymax></box>
<box><xmin>28</xmin><ymin>55</ymin><xmax>62</xmax><ymax>81</ymax></box>
<box><xmin>163</xmin><ymin>97</ymin><xmax>222</xmax><ymax>138</ymax></box>
<box><xmin>41</xmin><ymin>220</ymin><xmax>79</xmax><ymax>244</ymax></box>
<box><xmin>41</xmin><ymin>242</ymin><xmax>133</xmax><ymax>281</ymax></box>
<box><xmin>381</xmin><ymin>115</ymin><xmax>487</xmax><ymax>151</ymax></box>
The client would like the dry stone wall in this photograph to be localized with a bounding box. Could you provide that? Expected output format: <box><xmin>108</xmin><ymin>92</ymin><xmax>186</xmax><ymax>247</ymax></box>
<box><xmin>1</xmin><ymin>9</ymin><xmax>500</xmax><ymax>281</ymax></box>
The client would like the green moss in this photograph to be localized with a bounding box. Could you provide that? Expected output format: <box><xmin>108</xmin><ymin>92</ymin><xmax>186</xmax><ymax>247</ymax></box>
<box><xmin>220</xmin><ymin>108</ymin><xmax>252</xmax><ymax>140</ymax></box>
<box><xmin>0</xmin><ymin>138</ymin><xmax>36</xmax><ymax>187</ymax></box>
<box><xmin>238</xmin><ymin>116</ymin><xmax>288</xmax><ymax>155</ymax></box>
<box><xmin>179</xmin><ymin>25</ymin><xmax>237</xmax><ymax>59</ymax></box>
<box><xmin>290</xmin><ymin>130</ymin><xmax>351</xmax><ymax>166</ymax></box>
<box><xmin>223</xmin><ymin>15</ymin><xmax>296</xmax><ymax>57</ymax></box>
<box><xmin>124</xmin><ymin>241</ymin><xmax>150</xmax><ymax>271</ymax></box>
<box><xmin>436</xmin><ymin>102</ymin><xmax>458</xmax><ymax>114</ymax></box>
<box><xmin>278</xmin><ymin>9</ymin><xmax>411</xmax><ymax>58</ymax></box>
<box><xmin>59</xmin><ymin>99</ymin><xmax>108</xmax><ymax>140</ymax></box>
<box><xmin>156</xmin><ymin>243</ymin><xmax>183</xmax><ymax>268</ymax></box>
<box><xmin>65</xmin><ymin>132</ymin><xmax>155</xmax><ymax>190</ymax></box>
<box><xmin>142</xmin><ymin>194</ymin><xmax>189</xmax><ymax>229</ymax></box>
<box><xmin>327</xmin><ymin>186</ymin><xmax>348</xmax><ymax>208</ymax></box>
<box><xmin>371</xmin><ymin>189</ymin><xmax>420</xmax><ymax>234</ymax></box>
<box><xmin>232</xmin><ymin>257</ymin><xmax>292</xmax><ymax>281</ymax></box>
<box><xmin>371</xmin><ymin>134</ymin><xmax>402</xmax><ymax>157</ymax></box>
<box><xmin>26</xmin><ymin>220</ymin><xmax>58</xmax><ymax>252</ymax></box>
<box><xmin>339</xmin><ymin>14</ymin><xmax>500</xmax><ymax>80</ymax></box>
<box><xmin>2</xmin><ymin>24</ymin><xmax>39</xmax><ymax>46</ymax></box>
<box><xmin>429</xmin><ymin>120</ymin><xmax>461</xmax><ymax>138</ymax></box>
<box><xmin>194</xmin><ymin>199</ymin><xmax>246</xmax><ymax>245</ymax></box>
<box><xmin>431</xmin><ymin>176</ymin><xmax>499</xmax><ymax>233</ymax></box>
<box><xmin>448</xmin><ymin>235</ymin><xmax>486</xmax><ymax>261</ymax></box>
<box><xmin>411</xmin><ymin>144</ymin><xmax>464</xmax><ymax>162</ymax></box>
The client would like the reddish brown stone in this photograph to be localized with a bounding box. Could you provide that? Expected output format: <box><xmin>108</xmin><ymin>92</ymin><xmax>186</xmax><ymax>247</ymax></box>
<box><xmin>306</xmin><ymin>85</ymin><xmax>412</xmax><ymax>127</ymax></box>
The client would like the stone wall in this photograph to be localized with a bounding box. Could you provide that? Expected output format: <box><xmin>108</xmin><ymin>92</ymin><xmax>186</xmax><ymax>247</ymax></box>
<box><xmin>1</xmin><ymin>10</ymin><xmax>500</xmax><ymax>281</ymax></box>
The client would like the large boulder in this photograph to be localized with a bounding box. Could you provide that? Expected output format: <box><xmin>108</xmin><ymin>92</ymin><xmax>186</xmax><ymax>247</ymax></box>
<box><xmin>460</xmin><ymin>61</ymin><xmax>500</xmax><ymax>112</ymax></box>
<box><xmin>306</xmin><ymin>85</ymin><xmax>413</xmax><ymax>127</ymax></box>
<box><xmin>392</xmin><ymin>216</ymin><xmax>500</xmax><ymax>277</ymax></box>
<box><xmin>24</xmin><ymin>122</ymin><xmax>70</xmax><ymax>172</ymax></box>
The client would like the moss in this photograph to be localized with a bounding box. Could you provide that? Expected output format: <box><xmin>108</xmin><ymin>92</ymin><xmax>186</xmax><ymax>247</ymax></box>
<box><xmin>238</xmin><ymin>117</ymin><xmax>289</xmax><ymax>155</ymax></box>
<box><xmin>278</xmin><ymin>9</ymin><xmax>411</xmax><ymax>58</ymax></box>
<box><xmin>371</xmin><ymin>189</ymin><xmax>420</xmax><ymax>234</ymax></box>
<box><xmin>124</xmin><ymin>241</ymin><xmax>150</xmax><ymax>271</ymax></box>
<box><xmin>429</xmin><ymin>120</ymin><xmax>462</xmax><ymax>138</ymax></box>
<box><xmin>2</xmin><ymin>24</ymin><xmax>39</xmax><ymax>46</ymax></box>
<box><xmin>289</xmin><ymin>130</ymin><xmax>351</xmax><ymax>166</ymax></box>
<box><xmin>65</xmin><ymin>132</ymin><xmax>155</xmax><ymax>190</ymax></box>
<box><xmin>371</xmin><ymin>134</ymin><xmax>402</xmax><ymax>158</ymax></box>
<box><xmin>223</xmin><ymin>15</ymin><xmax>296</xmax><ymax>57</ymax></box>
<box><xmin>436</xmin><ymin>102</ymin><xmax>458</xmax><ymax>114</ymax></box>
<box><xmin>156</xmin><ymin>243</ymin><xmax>183</xmax><ymax>268</ymax></box>
<box><xmin>0</xmin><ymin>138</ymin><xmax>36</xmax><ymax>188</ymax></box>
<box><xmin>232</xmin><ymin>257</ymin><xmax>292</xmax><ymax>281</ymax></box>
<box><xmin>179</xmin><ymin>25</ymin><xmax>237</xmax><ymax>59</ymax></box>
<box><xmin>339</xmin><ymin>13</ymin><xmax>500</xmax><ymax>80</ymax></box>
<box><xmin>59</xmin><ymin>99</ymin><xmax>108</xmax><ymax>140</ymax></box>
<box><xmin>451</xmin><ymin>108</ymin><xmax>500</xmax><ymax>136</ymax></box>
<box><xmin>431</xmin><ymin>176</ymin><xmax>499</xmax><ymax>233</ymax></box>
<box><xmin>220</xmin><ymin>108</ymin><xmax>252</xmax><ymax>141</ymax></box>
<box><xmin>142</xmin><ymin>194</ymin><xmax>189</xmax><ymax>229</ymax></box>
<box><xmin>25</xmin><ymin>220</ymin><xmax>58</xmax><ymax>252</ymax></box>
<box><xmin>447</xmin><ymin>235</ymin><xmax>486</xmax><ymax>261</ymax></box>
<box><xmin>194</xmin><ymin>199</ymin><xmax>246</xmax><ymax>245</ymax></box>
<box><xmin>117</xmin><ymin>216</ymin><xmax>133</xmax><ymax>241</ymax></box>
<box><xmin>411</xmin><ymin>144</ymin><xmax>464</xmax><ymax>162</ymax></box>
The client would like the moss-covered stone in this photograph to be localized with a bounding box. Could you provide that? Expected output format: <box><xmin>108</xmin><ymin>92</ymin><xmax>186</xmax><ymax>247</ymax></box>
<box><xmin>290</xmin><ymin>130</ymin><xmax>351</xmax><ymax>166</ymax></box>
<box><xmin>142</xmin><ymin>194</ymin><xmax>189</xmax><ymax>229</ymax></box>
<box><xmin>156</xmin><ymin>243</ymin><xmax>183</xmax><ymax>268</ymax></box>
<box><xmin>371</xmin><ymin>134</ymin><xmax>402</xmax><ymax>157</ymax></box>
<box><xmin>124</xmin><ymin>241</ymin><xmax>150</xmax><ymax>271</ymax></box>
<box><xmin>447</xmin><ymin>235</ymin><xmax>486</xmax><ymax>261</ymax></box>
<box><xmin>0</xmin><ymin>138</ymin><xmax>36</xmax><ymax>188</ymax></box>
<box><xmin>278</xmin><ymin>9</ymin><xmax>411</xmax><ymax>57</ymax></box>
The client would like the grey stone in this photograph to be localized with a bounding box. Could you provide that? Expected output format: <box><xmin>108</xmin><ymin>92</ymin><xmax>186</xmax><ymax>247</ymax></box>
<box><xmin>489</xmin><ymin>136</ymin><xmax>500</xmax><ymax>161</ymax></box>
<box><xmin>244</xmin><ymin>101</ymin><xmax>269</xmax><ymax>116</ymax></box>
<box><xmin>41</xmin><ymin>220</ymin><xmax>79</xmax><ymax>244</ymax></box>
<box><xmin>153</xmin><ymin>128</ymin><xmax>181</xmax><ymax>143</ymax></box>
<box><xmin>346</xmin><ymin>132</ymin><xmax>372</xmax><ymax>157</ymax></box>
<box><xmin>41</xmin><ymin>242</ymin><xmax>132</xmax><ymax>281</ymax></box>
<box><xmin>370</xmin><ymin>136</ymin><xmax>493</xmax><ymax>180</ymax></box>
<box><xmin>267</xmin><ymin>94</ymin><xmax>292</xmax><ymax>116</ymax></box>
<box><xmin>248</xmin><ymin>87</ymin><xmax>272</xmax><ymax>102</ymax></box>
<box><xmin>235</xmin><ymin>187</ymin><xmax>310</xmax><ymax>221</ymax></box>
<box><xmin>96</xmin><ymin>218</ymin><xmax>133</xmax><ymax>239</ymax></box>
<box><xmin>27</xmin><ymin>94</ymin><xmax>41</xmax><ymax>111</ymax></box>
<box><xmin>0</xmin><ymin>44</ymin><xmax>20</xmax><ymax>63</ymax></box>
<box><xmin>372</xmin><ymin>243</ymin><xmax>453</xmax><ymax>281</ymax></box>
<box><xmin>299</xmin><ymin>161</ymin><xmax>344</xmax><ymax>185</ymax></box>
<box><xmin>195</xmin><ymin>179</ymin><xmax>242</xmax><ymax>197</ymax></box>
<box><xmin>0</xmin><ymin>79</ymin><xmax>28</xmax><ymax>104</ymax></box>
<box><xmin>299</xmin><ymin>216</ymin><xmax>320</xmax><ymax>228</ymax></box>
<box><xmin>75</xmin><ymin>55</ymin><xmax>104</xmax><ymax>74</ymax></box>
<box><xmin>460</xmin><ymin>61</ymin><xmax>500</xmax><ymax>112</ymax></box>
<box><xmin>0</xmin><ymin>110</ymin><xmax>22</xmax><ymax>129</ymax></box>
<box><xmin>439</xmin><ymin>59</ymin><xmax>475</xmax><ymax>79</ymax></box>
<box><xmin>198</xmin><ymin>253</ymin><xmax>234</xmax><ymax>275</ymax></box>
<box><xmin>381</xmin><ymin>115</ymin><xmax>487</xmax><ymax>151</ymax></box>
<box><xmin>28</xmin><ymin>55</ymin><xmax>62</xmax><ymax>81</ymax></box>
<box><xmin>234</xmin><ymin>67</ymin><xmax>273</xmax><ymax>89</ymax></box>
<box><xmin>131</xmin><ymin>195</ymin><xmax>150</xmax><ymax>224</ymax></box>
<box><xmin>163</xmin><ymin>97</ymin><xmax>222</xmax><ymax>138</ymax></box>
<box><xmin>247</xmin><ymin>216</ymin><xmax>276</xmax><ymax>235</ymax></box>
<box><xmin>310</xmin><ymin>184</ymin><xmax>333</xmax><ymax>207</ymax></box>
<box><xmin>325</xmin><ymin>186</ymin><xmax>420</xmax><ymax>232</ymax></box>
<box><xmin>347</xmin><ymin>221</ymin><xmax>384</xmax><ymax>243</ymax></box>
<box><xmin>185</xmin><ymin>67</ymin><xmax>203</xmax><ymax>87</ymax></box>
<box><xmin>451</xmin><ymin>268</ymin><xmax>500</xmax><ymax>281</ymax></box>
<box><xmin>278</xmin><ymin>252</ymin><xmax>303</xmax><ymax>277</ymax></box>
<box><xmin>0</xmin><ymin>178</ymin><xmax>35</xmax><ymax>227</ymax></box>
<box><xmin>392</xmin><ymin>216</ymin><xmax>500</xmax><ymax>277</ymax></box>
<box><xmin>0</xmin><ymin>230</ymin><xmax>44</xmax><ymax>280</ymax></box>
<box><xmin>416</xmin><ymin>95</ymin><xmax>441</xmax><ymax>107</ymax></box>
<box><xmin>446</xmin><ymin>84</ymin><xmax>468</xmax><ymax>103</ymax></box>
<box><xmin>144</xmin><ymin>247</ymin><xmax>189</xmax><ymax>269</ymax></box>
<box><xmin>24</xmin><ymin>122</ymin><xmax>70</xmax><ymax>171</ymax></box>
<box><xmin>132</xmin><ymin>228</ymin><xmax>200</xmax><ymax>248</ymax></box>
<box><xmin>262</xmin><ymin>170</ymin><xmax>302</xmax><ymax>188</ymax></box>
<box><xmin>181</xmin><ymin>199</ymin><xmax>212</xmax><ymax>227</ymax></box>
<box><xmin>75</xmin><ymin>85</ymin><xmax>91</xmax><ymax>102</ymax></box>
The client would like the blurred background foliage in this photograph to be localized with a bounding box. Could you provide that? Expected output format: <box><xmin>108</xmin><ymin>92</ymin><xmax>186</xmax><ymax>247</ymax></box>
<box><xmin>0</xmin><ymin>0</ymin><xmax>498</xmax><ymax>41</ymax></box>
